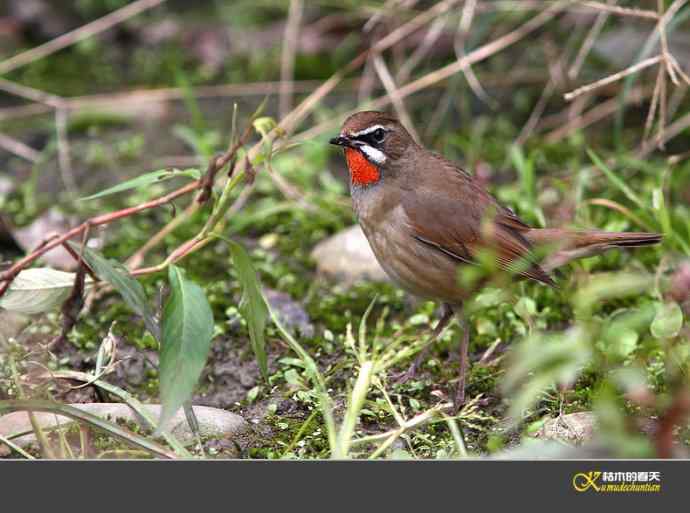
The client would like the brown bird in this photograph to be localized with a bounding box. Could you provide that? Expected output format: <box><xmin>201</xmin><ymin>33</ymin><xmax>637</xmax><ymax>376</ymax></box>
<box><xmin>330</xmin><ymin>111</ymin><xmax>661</xmax><ymax>408</ymax></box>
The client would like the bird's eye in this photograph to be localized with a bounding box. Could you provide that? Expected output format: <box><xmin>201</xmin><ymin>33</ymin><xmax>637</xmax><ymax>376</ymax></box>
<box><xmin>372</xmin><ymin>128</ymin><xmax>385</xmax><ymax>143</ymax></box>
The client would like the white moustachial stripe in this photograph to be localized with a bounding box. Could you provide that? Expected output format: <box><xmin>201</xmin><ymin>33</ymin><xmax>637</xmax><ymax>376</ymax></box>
<box><xmin>359</xmin><ymin>144</ymin><xmax>387</xmax><ymax>165</ymax></box>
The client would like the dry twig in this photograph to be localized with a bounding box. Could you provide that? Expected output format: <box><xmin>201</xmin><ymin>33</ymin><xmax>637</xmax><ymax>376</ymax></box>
<box><xmin>372</xmin><ymin>55</ymin><xmax>420</xmax><ymax>142</ymax></box>
<box><xmin>564</xmin><ymin>55</ymin><xmax>662</xmax><ymax>101</ymax></box>
<box><xmin>0</xmin><ymin>0</ymin><xmax>167</xmax><ymax>75</ymax></box>
<box><xmin>568</xmin><ymin>0</ymin><xmax>615</xmax><ymax>79</ymax></box>
<box><xmin>294</xmin><ymin>0</ymin><xmax>573</xmax><ymax>144</ymax></box>
<box><xmin>454</xmin><ymin>0</ymin><xmax>493</xmax><ymax>105</ymax></box>
<box><xmin>0</xmin><ymin>133</ymin><xmax>41</xmax><ymax>162</ymax></box>
<box><xmin>577</xmin><ymin>1</ymin><xmax>658</xmax><ymax>20</ymax></box>
<box><xmin>279</xmin><ymin>0</ymin><xmax>304</xmax><ymax>119</ymax></box>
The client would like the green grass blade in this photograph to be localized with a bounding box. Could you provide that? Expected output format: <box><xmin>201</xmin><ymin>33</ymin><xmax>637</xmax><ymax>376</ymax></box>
<box><xmin>587</xmin><ymin>149</ymin><xmax>645</xmax><ymax>210</ymax></box>
<box><xmin>227</xmin><ymin>239</ymin><xmax>269</xmax><ymax>381</ymax></box>
<box><xmin>80</xmin><ymin>168</ymin><xmax>200</xmax><ymax>201</ymax></box>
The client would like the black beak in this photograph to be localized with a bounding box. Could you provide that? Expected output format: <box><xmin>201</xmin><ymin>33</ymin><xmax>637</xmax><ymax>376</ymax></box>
<box><xmin>329</xmin><ymin>135</ymin><xmax>353</xmax><ymax>148</ymax></box>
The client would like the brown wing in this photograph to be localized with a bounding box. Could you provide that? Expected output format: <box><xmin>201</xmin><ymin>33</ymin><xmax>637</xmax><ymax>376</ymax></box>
<box><xmin>401</xmin><ymin>155</ymin><xmax>555</xmax><ymax>287</ymax></box>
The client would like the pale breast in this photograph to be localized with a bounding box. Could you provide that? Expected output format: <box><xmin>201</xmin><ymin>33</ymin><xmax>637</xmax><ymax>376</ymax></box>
<box><xmin>357</xmin><ymin>203</ymin><xmax>468</xmax><ymax>305</ymax></box>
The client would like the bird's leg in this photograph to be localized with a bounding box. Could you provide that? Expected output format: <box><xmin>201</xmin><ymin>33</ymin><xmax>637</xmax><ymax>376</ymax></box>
<box><xmin>394</xmin><ymin>303</ymin><xmax>454</xmax><ymax>384</ymax></box>
<box><xmin>452</xmin><ymin>307</ymin><xmax>470</xmax><ymax>413</ymax></box>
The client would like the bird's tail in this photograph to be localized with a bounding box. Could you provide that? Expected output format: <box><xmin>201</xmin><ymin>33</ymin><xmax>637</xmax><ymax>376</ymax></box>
<box><xmin>526</xmin><ymin>228</ymin><xmax>662</xmax><ymax>272</ymax></box>
<box><xmin>527</xmin><ymin>228</ymin><xmax>662</xmax><ymax>249</ymax></box>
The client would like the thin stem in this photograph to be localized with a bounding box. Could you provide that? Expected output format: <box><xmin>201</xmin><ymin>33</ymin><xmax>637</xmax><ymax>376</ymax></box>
<box><xmin>0</xmin><ymin>0</ymin><xmax>167</xmax><ymax>75</ymax></box>
<box><xmin>0</xmin><ymin>180</ymin><xmax>200</xmax><ymax>296</ymax></box>
<box><xmin>0</xmin><ymin>433</ymin><xmax>36</xmax><ymax>459</ymax></box>
<box><xmin>564</xmin><ymin>55</ymin><xmax>662</xmax><ymax>101</ymax></box>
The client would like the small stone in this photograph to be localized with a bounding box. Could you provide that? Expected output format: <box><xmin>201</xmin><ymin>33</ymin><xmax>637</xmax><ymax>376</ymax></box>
<box><xmin>0</xmin><ymin>176</ymin><xmax>13</xmax><ymax>197</ymax></box>
<box><xmin>311</xmin><ymin>225</ymin><xmax>389</xmax><ymax>286</ymax></box>
<box><xmin>0</xmin><ymin>403</ymin><xmax>250</xmax><ymax>453</ymax></box>
<box><xmin>12</xmin><ymin>209</ymin><xmax>79</xmax><ymax>270</ymax></box>
<box><xmin>536</xmin><ymin>412</ymin><xmax>596</xmax><ymax>445</ymax></box>
<box><xmin>112</xmin><ymin>345</ymin><xmax>152</xmax><ymax>387</ymax></box>
<box><xmin>0</xmin><ymin>311</ymin><xmax>29</xmax><ymax>339</ymax></box>
<box><xmin>669</xmin><ymin>261</ymin><xmax>690</xmax><ymax>304</ymax></box>
<box><xmin>264</xmin><ymin>289</ymin><xmax>314</xmax><ymax>338</ymax></box>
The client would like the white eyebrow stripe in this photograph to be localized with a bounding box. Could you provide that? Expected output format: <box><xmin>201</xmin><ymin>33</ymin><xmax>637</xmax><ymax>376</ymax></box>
<box><xmin>359</xmin><ymin>144</ymin><xmax>387</xmax><ymax>165</ymax></box>
<box><xmin>350</xmin><ymin>124</ymin><xmax>385</xmax><ymax>137</ymax></box>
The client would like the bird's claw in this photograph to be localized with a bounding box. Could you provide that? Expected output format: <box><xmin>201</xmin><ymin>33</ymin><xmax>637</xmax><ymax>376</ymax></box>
<box><xmin>391</xmin><ymin>364</ymin><xmax>418</xmax><ymax>385</ymax></box>
<box><xmin>451</xmin><ymin>384</ymin><xmax>466</xmax><ymax>415</ymax></box>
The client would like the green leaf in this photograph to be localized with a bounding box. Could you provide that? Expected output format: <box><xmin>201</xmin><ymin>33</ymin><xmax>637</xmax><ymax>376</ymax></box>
<box><xmin>70</xmin><ymin>243</ymin><xmax>159</xmax><ymax>340</ymax></box>
<box><xmin>284</xmin><ymin>368</ymin><xmax>303</xmax><ymax>387</ymax></box>
<box><xmin>0</xmin><ymin>268</ymin><xmax>92</xmax><ymax>314</ymax></box>
<box><xmin>514</xmin><ymin>296</ymin><xmax>537</xmax><ymax>322</ymax></box>
<box><xmin>573</xmin><ymin>272</ymin><xmax>654</xmax><ymax>317</ymax></box>
<box><xmin>158</xmin><ymin>265</ymin><xmax>214</xmax><ymax>431</ymax></box>
<box><xmin>650</xmin><ymin>302</ymin><xmax>683</xmax><ymax>339</ymax></box>
<box><xmin>253</xmin><ymin>116</ymin><xmax>277</xmax><ymax>138</ymax></box>
<box><xmin>476</xmin><ymin>318</ymin><xmax>496</xmax><ymax>337</ymax></box>
<box><xmin>227</xmin><ymin>239</ymin><xmax>269</xmax><ymax>380</ymax></box>
<box><xmin>80</xmin><ymin>168</ymin><xmax>200</xmax><ymax>201</ymax></box>
<box><xmin>472</xmin><ymin>287</ymin><xmax>508</xmax><ymax>310</ymax></box>
<box><xmin>613</xmin><ymin>329</ymin><xmax>639</xmax><ymax>358</ymax></box>
<box><xmin>246</xmin><ymin>386</ymin><xmax>261</xmax><ymax>404</ymax></box>
<box><xmin>408</xmin><ymin>313</ymin><xmax>429</xmax><ymax>326</ymax></box>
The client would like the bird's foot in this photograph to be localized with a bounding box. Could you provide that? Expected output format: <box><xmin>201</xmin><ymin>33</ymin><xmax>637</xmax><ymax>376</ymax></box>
<box><xmin>391</xmin><ymin>363</ymin><xmax>419</xmax><ymax>385</ymax></box>
<box><xmin>451</xmin><ymin>382</ymin><xmax>466</xmax><ymax>415</ymax></box>
<box><xmin>451</xmin><ymin>309</ymin><xmax>470</xmax><ymax>415</ymax></box>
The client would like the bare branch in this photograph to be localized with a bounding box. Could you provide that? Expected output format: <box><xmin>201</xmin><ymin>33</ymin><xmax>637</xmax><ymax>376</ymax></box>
<box><xmin>577</xmin><ymin>1</ymin><xmax>658</xmax><ymax>20</ymax></box>
<box><xmin>0</xmin><ymin>0</ymin><xmax>167</xmax><ymax>75</ymax></box>
<box><xmin>0</xmin><ymin>132</ymin><xmax>41</xmax><ymax>162</ymax></box>
<box><xmin>372</xmin><ymin>54</ymin><xmax>420</xmax><ymax>143</ymax></box>
<box><xmin>564</xmin><ymin>55</ymin><xmax>662</xmax><ymax>101</ymax></box>
<box><xmin>55</xmin><ymin>108</ymin><xmax>76</xmax><ymax>197</ymax></box>
<box><xmin>454</xmin><ymin>0</ymin><xmax>494</xmax><ymax>105</ymax></box>
<box><xmin>568</xmin><ymin>0</ymin><xmax>615</xmax><ymax>79</ymax></box>
<box><xmin>279</xmin><ymin>0</ymin><xmax>304</xmax><ymax>119</ymax></box>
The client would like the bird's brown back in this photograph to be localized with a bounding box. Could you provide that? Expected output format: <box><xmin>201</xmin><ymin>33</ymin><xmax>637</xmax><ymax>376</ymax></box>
<box><xmin>381</xmin><ymin>148</ymin><xmax>555</xmax><ymax>286</ymax></box>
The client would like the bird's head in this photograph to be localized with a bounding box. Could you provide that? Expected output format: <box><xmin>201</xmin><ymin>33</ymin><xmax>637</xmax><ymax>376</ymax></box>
<box><xmin>330</xmin><ymin>111</ymin><xmax>415</xmax><ymax>187</ymax></box>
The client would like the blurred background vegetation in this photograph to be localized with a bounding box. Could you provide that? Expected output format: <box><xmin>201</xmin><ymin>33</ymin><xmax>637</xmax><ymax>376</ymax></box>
<box><xmin>0</xmin><ymin>0</ymin><xmax>689</xmax><ymax>459</ymax></box>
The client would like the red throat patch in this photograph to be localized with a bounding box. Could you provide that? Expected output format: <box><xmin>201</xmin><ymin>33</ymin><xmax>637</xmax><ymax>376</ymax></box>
<box><xmin>344</xmin><ymin>148</ymin><xmax>380</xmax><ymax>186</ymax></box>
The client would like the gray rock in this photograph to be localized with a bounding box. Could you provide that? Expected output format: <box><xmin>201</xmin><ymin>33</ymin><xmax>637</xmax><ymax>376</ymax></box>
<box><xmin>12</xmin><ymin>209</ymin><xmax>79</xmax><ymax>270</ymax></box>
<box><xmin>264</xmin><ymin>289</ymin><xmax>314</xmax><ymax>338</ymax></box>
<box><xmin>0</xmin><ymin>176</ymin><xmax>13</xmax><ymax>197</ymax></box>
<box><xmin>8</xmin><ymin>209</ymin><xmax>104</xmax><ymax>271</ymax></box>
<box><xmin>492</xmin><ymin>438</ymin><xmax>613</xmax><ymax>459</ymax></box>
<box><xmin>535</xmin><ymin>411</ymin><xmax>596</xmax><ymax>445</ymax></box>
<box><xmin>0</xmin><ymin>403</ymin><xmax>249</xmax><ymax>452</ymax></box>
<box><xmin>594</xmin><ymin>26</ymin><xmax>690</xmax><ymax>69</ymax></box>
<box><xmin>311</xmin><ymin>225</ymin><xmax>389</xmax><ymax>285</ymax></box>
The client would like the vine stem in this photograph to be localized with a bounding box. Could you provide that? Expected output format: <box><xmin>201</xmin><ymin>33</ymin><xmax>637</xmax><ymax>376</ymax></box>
<box><xmin>0</xmin><ymin>180</ymin><xmax>201</xmax><ymax>297</ymax></box>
